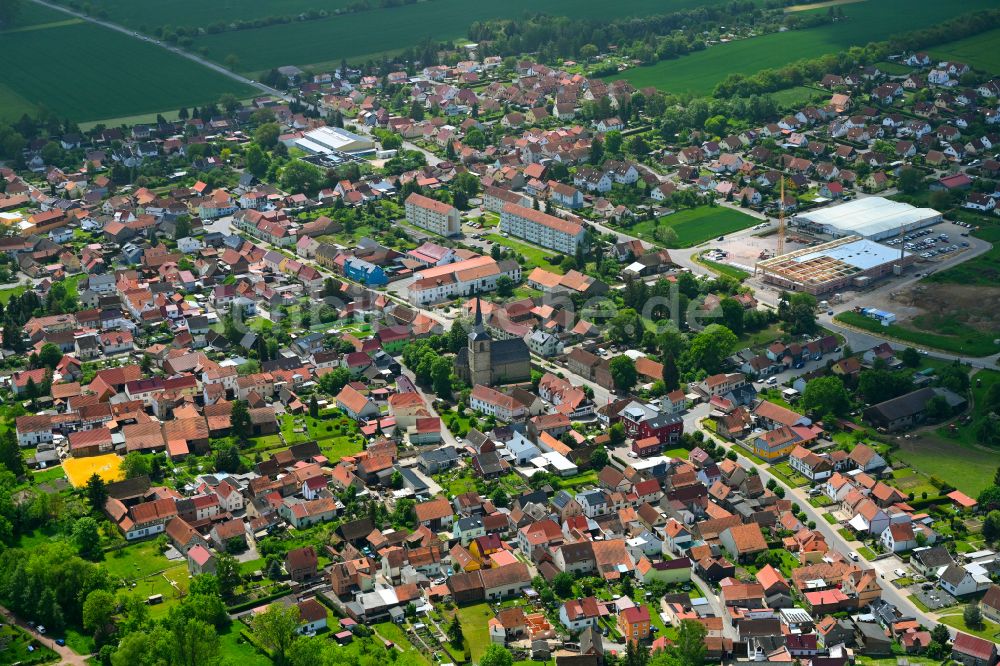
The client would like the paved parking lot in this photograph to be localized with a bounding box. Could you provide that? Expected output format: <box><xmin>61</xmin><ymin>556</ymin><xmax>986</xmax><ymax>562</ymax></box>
<box><xmin>910</xmin><ymin>585</ymin><xmax>958</xmax><ymax>611</ymax></box>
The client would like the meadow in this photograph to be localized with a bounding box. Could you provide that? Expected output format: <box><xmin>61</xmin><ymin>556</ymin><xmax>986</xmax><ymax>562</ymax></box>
<box><xmin>630</xmin><ymin>206</ymin><xmax>758</xmax><ymax>248</ymax></box>
<box><xmin>930</xmin><ymin>27</ymin><xmax>1000</xmax><ymax>74</ymax></box>
<box><xmin>606</xmin><ymin>0</ymin><xmax>1000</xmax><ymax>95</ymax></box>
<box><xmin>0</xmin><ymin>20</ymin><xmax>254</xmax><ymax>122</ymax></box>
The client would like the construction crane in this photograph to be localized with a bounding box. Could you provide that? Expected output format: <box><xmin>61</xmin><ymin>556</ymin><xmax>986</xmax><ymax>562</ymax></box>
<box><xmin>777</xmin><ymin>178</ymin><xmax>786</xmax><ymax>256</ymax></box>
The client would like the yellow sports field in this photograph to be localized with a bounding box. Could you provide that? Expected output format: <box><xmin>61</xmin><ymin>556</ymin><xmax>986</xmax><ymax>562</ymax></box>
<box><xmin>63</xmin><ymin>454</ymin><xmax>124</xmax><ymax>488</ymax></box>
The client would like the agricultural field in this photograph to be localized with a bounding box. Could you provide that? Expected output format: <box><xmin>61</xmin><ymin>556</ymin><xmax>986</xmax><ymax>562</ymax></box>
<box><xmin>76</xmin><ymin>0</ymin><xmax>727</xmax><ymax>75</ymax></box>
<box><xmin>834</xmin><ymin>311</ymin><xmax>999</xmax><ymax>357</ymax></box>
<box><xmin>930</xmin><ymin>27</ymin><xmax>1000</xmax><ymax>74</ymax></box>
<box><xmin>606</xmin><ymin>0</ymin><xmax>1000</xmax><ymax>95</ymax></box>
<box><xmin>630</xmin><ymin>206</ymin><xmax>758</xmax><ymax>248</ymax></box>
<box><xmin>1</xmin><ymin>19</ymin><xmax>253</xmax><ymax>122</ymax></box>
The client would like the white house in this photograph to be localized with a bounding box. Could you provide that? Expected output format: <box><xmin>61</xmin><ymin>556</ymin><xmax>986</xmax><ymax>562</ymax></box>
<box><xmin>559</xmin><ymin>598</ymin><xmax>601</xmax><ymax>631</ymax></box>
<box><xmin>214</xmin><ymin>480</ymin><xmax>244</xmax><ymax>513</ymax></box>
<box><xmin>880</xmin><ymin>522</ymin><xmax>918</xmax><ymax>553</ymax></box>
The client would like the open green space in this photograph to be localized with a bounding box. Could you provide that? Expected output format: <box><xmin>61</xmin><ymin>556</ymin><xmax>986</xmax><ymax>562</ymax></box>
<box><xmin>697</xmin><ymin>256</ymin><xmax>750</xmax><ymax>281</ymax></box>
<box><xmin>484</xmin><ymin>234</ymin><xmax>563</xmax><ymax>273</ymax></box>
<box><xmin>929</xmin><ymin>27</ymin><xmax>1000</xmax><ymax>73</ymax></box>
<box><xmin>605</xmin><ymin>0</ymin><xmax>1000</xmax><ymax>95</ymax></box>
<box><xmin>453</xmin><ymin>602</ymin><xmax>493</xmax><ymax>661</ymax></box>
<box><xmin>938</xmin><ymin>611</ymin><xmax>1000</xmax><ymax>642</ymax></box>
<box><xmin>770</xmin><ymin>86</ymin><xmax>823</xmax><ymax>109</ymax></box>
<box><xmin>857</xmin><ymin>546</ymin><xmax>877</xmax><ymax>560</ymax></box>
<box><xmin>769</xmin><ymin>462</ymin><xmax>809</xmax><ymax>488</ymax></box>
<box><xmin>1</xmin><ymin>21</ymin><xmax>253</xmax><ymax>122</ymax></box>
<box><xmin>218</xmin><ymin>623</ymin><xmax>273</xmax><ymax>666</ymax></box>
<box><xmin>834</xmin><ymin>311</ymin><xmax>999</xmax><ymax>357</ymax></box>
<box><xmin>894</xmin><ymin>437</ymin><xmax>997</xmax><ymax>498</ymax></box>
<box><xmin>79</xmin><ymin>0</ymin><xmax>728</xmax><ymax>73</ymax></box>
<box><xmin>629</xmin><ymin>206</ymin><xmax>758</xmax><ymax>249</ymax></box>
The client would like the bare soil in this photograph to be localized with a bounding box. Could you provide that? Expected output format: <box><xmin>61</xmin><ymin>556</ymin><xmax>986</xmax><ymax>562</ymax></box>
<box><xmin>888</xmin><ymin>281</ymin><xmax>1000</xmax><ymax>334</ymax></box>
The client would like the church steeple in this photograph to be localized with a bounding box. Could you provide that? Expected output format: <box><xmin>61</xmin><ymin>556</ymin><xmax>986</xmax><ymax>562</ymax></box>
<box><xmin>469</xmin><ymin>296</ymin><xmax>489</xmax><ymax>342</ymax></box>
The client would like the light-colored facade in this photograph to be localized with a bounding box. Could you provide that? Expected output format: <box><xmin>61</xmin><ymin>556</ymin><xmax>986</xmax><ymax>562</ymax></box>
<box><xmin>405</xmin><ymin>193</ymin><xmax>461</xmax><ymax>237</ymax></box>
<box><xmin>499</xmin><ymin>203</ymin><xmax>586</xmax><ymax>254</ymax></box>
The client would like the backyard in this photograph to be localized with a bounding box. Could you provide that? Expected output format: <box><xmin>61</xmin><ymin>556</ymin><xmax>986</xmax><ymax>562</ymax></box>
<box><xmin>484</xmin><ymin>234</ymin><xmax>563</xmax><ymax>273</ymax></box>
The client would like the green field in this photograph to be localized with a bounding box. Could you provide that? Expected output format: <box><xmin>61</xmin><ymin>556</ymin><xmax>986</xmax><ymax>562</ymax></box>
<box><xmin>894</xmin><ymin>435</ymin><xmax>997</xmax><ymax>497</ymax></box>
<box><xmin>484</xmin><ymin>233</ymin><xmax>563</xmax><ymax>272</ymax></box>
<box><xmin>630</xmin><ymin>206</ymin><xmax>758</xmax><ymax>248</ymax></box>
<box><xmin>697</xmin><ymin>256</ymin><xmax>751</xmax><ymax>281</ymax></box>
<box><xmin>1</xmin><ymin>19</ymin><xmax>253</xmax><ymax>122</ymax></box>
<box><xmin>75</xmin><ymin>0</ymin><xmax>727</xmax><ymax>74</ymax></box>
<box><xmin>834</xmin><ymin>311</ymin><xmax>999</xmax><ymax>357</ymax></box>
<box><xmin>930</xmin><ymin>27</ymin><xmax>1000</xmax><ymax>73</ymax></box>
<box><xmin>606</xmin><ymin>0</ymin><xmax>1000</xmax><ymax>95</ymax></box>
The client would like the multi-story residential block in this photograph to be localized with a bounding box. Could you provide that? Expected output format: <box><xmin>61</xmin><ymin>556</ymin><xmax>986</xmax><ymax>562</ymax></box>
<box><xmin>499</xmin><ymin>203</ymin><xmax>586</xmax><ymax>254</ymax></box>
<box><xmin>405</xmin><ymin>193</ymin><xmax>461</xmax><ymax>237</ymax></box>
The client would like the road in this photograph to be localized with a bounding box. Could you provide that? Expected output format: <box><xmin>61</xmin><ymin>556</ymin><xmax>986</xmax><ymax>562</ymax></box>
<box><xmin>0</xmin><ymin>606</ymin><xmax>90</xmax><ymax>666</ymax></box>
<box><xmin>27</xmin><ymin>0</ymin><xmax>290</xmax><ymax>100</ymax></box>
<box><xmin>714</xmin><ymin>443</ymin><xmax>951</xmax><ymax>634</ymax></box>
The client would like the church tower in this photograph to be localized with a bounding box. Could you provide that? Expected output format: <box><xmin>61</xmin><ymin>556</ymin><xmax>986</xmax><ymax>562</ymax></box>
<box><xmin>467</xmin><ymin>297</ymin><xmax>492</xmax><ymax>386</ymax></box>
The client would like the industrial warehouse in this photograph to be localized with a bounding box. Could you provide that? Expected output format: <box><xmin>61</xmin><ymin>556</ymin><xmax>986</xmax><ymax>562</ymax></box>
<box><xmin>756</xmin><ymin>235</ymin><xmax>916</xmax><ymax>294</ymax></box>
<box><xmin>791</xmin><ymin>197</ymin><xmax>942</xmax><ymax>241</ymax></box>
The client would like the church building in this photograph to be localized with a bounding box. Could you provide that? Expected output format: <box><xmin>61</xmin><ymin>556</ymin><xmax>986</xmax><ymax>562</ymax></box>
<box><xmin>455</xmin><ymin>298</ymin><xmax>531</xmax><ymax>387</ymax></box>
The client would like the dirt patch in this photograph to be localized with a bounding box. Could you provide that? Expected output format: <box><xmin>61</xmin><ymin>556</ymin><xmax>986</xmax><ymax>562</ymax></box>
<box><xmin>785</xmin><ymin>0</ymin><xmax>866</xmax><ymax>12</ymax></box>
<box><xmin>887</xmin><ymin>281</ymin><xmax>1000</xmax><ymax>334</ymax></box>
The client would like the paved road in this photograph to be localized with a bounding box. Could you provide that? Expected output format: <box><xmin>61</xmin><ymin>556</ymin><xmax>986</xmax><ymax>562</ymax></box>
<box><xmin>0</xmin><ymin>606</ymin><xmax>90</xmax><ymax>666</ymax></box>
<box><xmin>709</xmin><ymin>441</ymin><xmax>952</xmax><ymax>634</ymax></box>
<box><xmin>27</xmin><ymin>0</ymin><xmax>290</xmax><ymax>101</ymax></box>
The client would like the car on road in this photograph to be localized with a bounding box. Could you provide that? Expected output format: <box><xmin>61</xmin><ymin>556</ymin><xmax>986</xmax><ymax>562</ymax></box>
<box><xmin>849</xmin><ymin>552</ymin><xmax>859</xmax><ymax>561</ymax></box>
<box><xmin>717</xmin><ymin>236</ymin><xmax>725</xmax><ymax>241</ymax></box>
<box><xmin>37</xmin><ymin>625</ymin><xmax>46</xmax><ymax>634</ymax></box>
<box><xmin>894</xmin><ymin>568</ymin><xmax>906</xmax><ymax>578</ymax></box>
<box><xmin>56</xmin><ymin>638</ymin><xmax>66</xmax><ymax>646</ymax></box>
<box><xmin>827</xmin><ymin>310</ymin><xmax>833</xmax><ymax>315</ymax></box>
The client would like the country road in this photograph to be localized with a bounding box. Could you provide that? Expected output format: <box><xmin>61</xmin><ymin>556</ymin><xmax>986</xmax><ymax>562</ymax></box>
<box><xmin>27</xmin><ymin>0</ymin><xmax>291</xmax><ymax>101</ymax></box>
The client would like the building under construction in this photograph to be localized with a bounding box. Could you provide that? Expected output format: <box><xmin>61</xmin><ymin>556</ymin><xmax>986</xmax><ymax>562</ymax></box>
<box><xmin>756</xmin><ymin>235</ymin><xmax>916</xmax><ymax>295</ymax></box>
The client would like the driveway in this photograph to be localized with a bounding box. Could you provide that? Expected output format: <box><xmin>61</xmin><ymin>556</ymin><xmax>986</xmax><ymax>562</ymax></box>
<box><xmin>0</xmin><ymin>606</ymin><xmax>90</xmax><ymax>666</ymax></box>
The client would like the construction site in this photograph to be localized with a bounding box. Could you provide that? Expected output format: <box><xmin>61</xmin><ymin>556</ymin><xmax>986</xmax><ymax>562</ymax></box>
<box><xmin>755</xmin><ymin>235</ymin><xmax>916</xmax><ymax>294</ymax></box>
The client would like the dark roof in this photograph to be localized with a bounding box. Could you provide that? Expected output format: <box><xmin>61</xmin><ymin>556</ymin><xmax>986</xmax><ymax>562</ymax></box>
<box><xmin>106</xmin><ymin>475</ymin><xmax>151</xmax><ymax>500</ymax></box>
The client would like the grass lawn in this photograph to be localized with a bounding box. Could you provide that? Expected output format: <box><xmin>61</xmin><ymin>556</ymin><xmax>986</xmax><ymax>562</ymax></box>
<box><xmin>885</xmin><ymin>467</ymin><xmax>939</xmax><ymax>499</ymax></box>
<box><xmin>857</xmin><ymin>546</ymin><xmax>877</xmax><ymax>560</ymax></box>
<box><xmin>937</xmin><ymin>611</ymin><xmax>1000</xmax><ymax>642</ymax></box>
<box><xmin>697</xmin><ymin>256</ymin><xmax>750</xmax><ymax>281</ymax></box>
<box><xmin>484</xmin><ymin>233</ymin><xmax>563</xmax><ymax>272</ymax></box>
<box><xmin>102</xmin><ymin>540</ymin><xmax>173</xmax><ymax>582</ymax></box>
<box><xmin>929</xmin><ymin>27</ymin><xmax>1000</xmax><ymax>75</ymax></box>
<box><xmin>0</xmin><ymin>284</ymin><xmax>28</xmax><ymax>304</ymax></box>
<box><xmin>770</xmin><ymin>85</ymin><xmax>823</xmax><ymax>109</ymax></box>
<box><xmin>0</xmin><ymin>622</ymin><xmax>58</xmax><ymax>664</ymax></box>
<box><xmin>452</xmin><ymin>602</ymin><xmax>494</xmax><ymax>661</ymax></box>
<box><xmin>823</xmin><ymin>513</ymin><xmax>838</xmax><ymax>524</ymax></box>
<box><xmin>837</xmin><ymin>527</ymin><xmax>856</xmax><ymax>541</ymax></box>
<box><xmin>375</xmin><ymin>622</ymin><xmax>433</xmax><ymax>666</ymax></box>
<box><xmin>218</xmin><ymin>623</ymin><xmax>272</xmax><ymax>666</ymax></box>
<box><xmin>834</xmin><ymin>311</ymin><xmax>999</xmax><ymax>357</ymax></box>
<box><xmin>1</xmin><ymin>20</ymin><xmax>253</xmax><ymax>122</ymax></box>
<box><xmin>629</xmin><ymin>206</ymin><xmax>758</xmax><ymax>248</ymax></box>
<box><xmin>769</xmin><ymin>462</ymin><xmax>809</xmax><ymax>488</ymax></box>
<box><xmin>604</xmin><ymin>0</ymin><xmax>999</xmax><ymax>95</ymax></box>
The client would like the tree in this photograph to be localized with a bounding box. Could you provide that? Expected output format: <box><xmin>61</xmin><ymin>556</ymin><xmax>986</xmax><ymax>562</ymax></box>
<box><xmin>930</xmin><ymin>622</ymin><xmax>951</xmax><ymax>647</ymax></box>
<box><xmin>280</xmin><ymin>160</ymin><xmax>324</xmax><ymax>195</ymax></box>
<box><xmin>173</xmin><ymin>618</ymin><xmax>220</xmax><ymax>666</ymax></box>
<box><xmin>230</xmin><ymin>400</ymin><xmax>252</xmax><ymax>445</ymax></box>
<box><xmin>121</xmin><ymin>452</ymin><xmax>152</xmax><ymax>479</ymax></box>
<box><xmin>73</xmin><ymin>516</ymin><xmax>103</xmax><ymax>560</ymax></box>
<box><xmin>480</xmin><ymin>645</ymin><xmax>514</xmax><ymax>666</ymax></box>
<box><xmin>495</xmin><ymin>275</ymin><xmax>514</xmax><ymax>298</ymax></box>
<box><xmin>858</xmin><ymin>369</ymin><xmax>913</xmax><ymax>404</ymax></box>
<box><xmin>899</xmin><ymin>347</ymin><xmax>921</xmax><ymax>368</ymax></box>
<box><xmin>609</xmin><ymin>422</ymin><xmax>626</xmax><ymax>446</ymax></box>
<box><xmin>982</xmin><ymin>510</ymin><xmax>1000</xmax><ymax>543</ymax></box>
<box><xmin>214</xmin><ymin>444</ymin><xmax>240</xmax><ymax>474</ymax></box>
<box><xmin>85</xmin><ymin>473</ymin><xmax>108</xmax><ymax>512</ymax></box>
<box><xmin>309</xmin><ymin>395</ymin><xmax>319</xmax><ymax>419</ymax></box>
<box><xmin>590</xmin><ymin>447</ymin><xmax>610</xmax><ymax>470</ymax></box>
<box><xmin>552</xmin><ymin>571</ymin><xmax>574</xmax><ymax>598</ymax></box>
<box><xmin>801</xmin><ymin>376</ymin><xmax>851</xmax><ymax>418</ymax></box>
<box><xmin>215</xmin><ymin>553</ymin><xmax>243</xmax><ymax>598</ymax></box>
<box><xmin>605</xmin><ymin>131</ymin><xmax>623</xmax><ymax>154</ymax></box>
<box><xmin>661</xmin><ymin>354</ymin><xmax>680</xmax><ymax>392</ymax></box>
<box><xmin>964</xmin><ymin>603</ymin><xmax>983</xmax><ymax>630</ymax></box>
<box><xmin>979</xmin><ymin>485</ymin><xmax>1000</xmax><ymax>513</ymax></box>
<box><xmin>898</xmin><ymin>167</ymin><xmax>924</xmax><ymax>194</ymax></box>
<box><xmin>254</xmin><ymin>122</ymin><xmax>280</xmax><ymax>148</ymax></box>
<box><xmin>0</xmin><ymin>429</ymin><xmax>24</xmax><ymax>477</ymax></box>
<box><xmin>654</xmin><ymin>225</ymin><xmax>680</xmax><ymax>247</ymax></box>
<box><xmin>431</xmin><ymin>356</ymin><xmax>453</xmax><ymax>399</ymax></box>
<box><xmin>779</xmin><ymin>292</ymin><xmax>818</xmax><ymax>335</ymax></box>
<box><xmin>245</xmin><ymin>144</ymin><xmax>269</xmax><ymax>177</ymax></box>
<box><xmin>671</xmin><ymin>619</ymin><xmax>708</xmax><ymax>666</ymax></box>
<box><xmin>718</xmin><ymin>297</ymin><xmax>744</xmax><ymax>336</ymax></box>
<box><xmin>447</xmin><ymin>614</ymin><xmax>464</xmax><ymax>648</ymax></box>
<box><xmin>682</xmin><ymin>324</ymin><xmax>738</xmax><ymax>375</ymax></box>
<box><xmin>82</xmin><ymin>589</ymin><xmax>116</xmax><ymax>634</ymax></box>
<box><xmin>37</xmin><ymin>343</ymin><xmax>62</xmax><ymax>369</ymax></box>
<box><xmin>252</xmin><ymin>603</ymin><xmax>299</xmax><ymax>665</ymax></box>
<box><xmin>610</xmin><ymin>356</ymin><xmax>638</xmax><ymax>393</ymax></box>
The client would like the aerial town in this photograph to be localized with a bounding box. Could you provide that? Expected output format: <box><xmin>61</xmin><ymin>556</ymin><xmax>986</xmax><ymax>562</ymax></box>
<box><xmin>1</xmin><ymin>3</ymin><xmax>1000</xmax><ymax>666</ymax></box>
